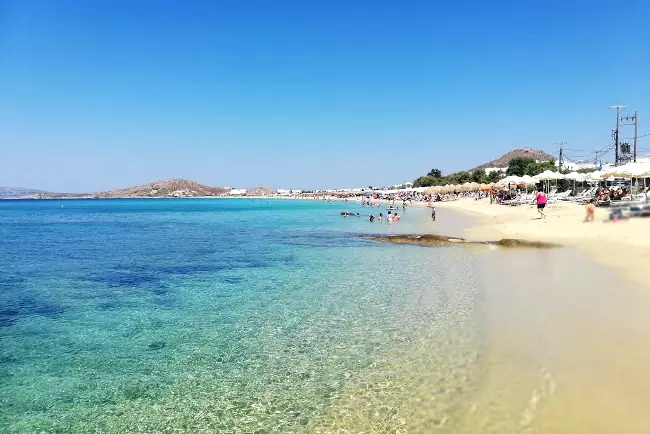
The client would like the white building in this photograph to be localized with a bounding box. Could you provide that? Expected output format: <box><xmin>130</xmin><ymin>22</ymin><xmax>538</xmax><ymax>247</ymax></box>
<box><xmin>276</xmin><ymin>189</ymin><xmax>303</xmax><ymax>195</ymax></box>
<box><xmin>484</xmin><ymin>167</ymin><xmax>508</xmax><ymax>175</ymax></box>
<box><xmin>557</xmin><ymin>159</ymin><xmax>597</xmax><ymax>171</ymax></box>
<box><xmin>229</xmin><ymin>188</ymin><xmax>247</xmax><ymax>195</ymax></box>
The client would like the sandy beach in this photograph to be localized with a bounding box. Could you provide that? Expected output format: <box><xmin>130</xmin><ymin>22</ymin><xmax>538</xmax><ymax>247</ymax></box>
<box><xmin>434</xmin><ymin>198</ymin><xmax>650</xmax><ymax>287</ymax></box>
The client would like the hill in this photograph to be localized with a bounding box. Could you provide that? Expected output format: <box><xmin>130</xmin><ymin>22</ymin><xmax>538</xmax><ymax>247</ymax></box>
<box><xmin>246</xmin><ymin>186</ymin><xmax>276</xmax><ymax>197</ymax></box>
<box><xmin>98</xmin><ymin>179</ymin><xmax>229</xmax><ymax>198</ymax></box>
<box><xmin>30</xmin><ymin>179</ymin><xmax>229</xmax><ymax>199</ymax></box>
<box><xmin>0</xmin><ymin>187</ymin><xmax>46</xmax><ymax>198</ymax></box>
<box><xmin>473</xmin><ymin>147</ymin><xmax>554</xmax><ymax>170</ymax></box>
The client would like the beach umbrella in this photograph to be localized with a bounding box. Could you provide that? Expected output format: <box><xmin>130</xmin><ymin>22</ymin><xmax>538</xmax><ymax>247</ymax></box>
<box><xmin>601</xmin><ymin>162</ymin><xmax>650</xmax><ymax>200</ymax></box>
<box><xmin>519</xmin><ymin>175</ymin><xmax>537</xmax><ymax>185</ymax></box>
<box><xmin>534</xmin><ymin>170</ymin><xmax>564</xmax><ymax>192</ymax></box>
<box><xmin>587</xmin><ymin>170</ymin><xmax>607</xmax><ymax>182</ymax></box>
<box><xmin>564</xmin><ymin>172</ymin><xmax>587</xmax><ymax>193</ymax></box>
<box><xmin>535</xmin><ymin>170</ymin><xmax>564</xmax><ymax>180</ymax></box>
<box><xmin>602</xmin><ymin>162</ymin><xmax>650</xmax><ymax>178</ymax></box>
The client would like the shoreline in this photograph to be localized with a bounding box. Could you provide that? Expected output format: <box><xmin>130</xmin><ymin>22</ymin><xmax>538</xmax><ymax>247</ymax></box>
<box><xmin>434</xmin><ymin>198</ymin><xmax>650</xmax><ymax>288</ymax></box>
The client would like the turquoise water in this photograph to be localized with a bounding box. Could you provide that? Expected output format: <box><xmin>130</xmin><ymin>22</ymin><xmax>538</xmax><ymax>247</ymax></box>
<box><xmin>1</xmin><ymin>199</ymin><xmax>486</xmax><ymax>432</ymax></box>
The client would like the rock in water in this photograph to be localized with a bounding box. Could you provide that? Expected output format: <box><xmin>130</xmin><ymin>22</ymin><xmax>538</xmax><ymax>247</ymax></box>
<box><xmin>491</xmin><ymin>239</ymin><xmax>558</xmax><ymax>248</ymax></box>
<box><xmin>371</xmin><ymin>234</ymin><xmax>467</xmax><ymax>245</ymax></box>
<box><xmin>147</xmin><ymin>341</ymin><xmax>166</xmax><ymax>350</ymax></box>
<box><xmin>363</xmin><ymin>234</ymin><xmax>558</xmax><ymax>249</ymax></box>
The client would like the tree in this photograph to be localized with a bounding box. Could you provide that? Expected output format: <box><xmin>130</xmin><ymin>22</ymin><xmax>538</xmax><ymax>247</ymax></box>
<box><xmin>506</xmin><ymin>157</ymin><xmax>536</xmax><ymax>176</ymax></box>
<box><xmin>471</xmin><ymin>169</ymin><xmax>485</xmax><ymax>183</ymax></box>
<box><xmin>487</xmin><ymin>171</ymin><xmax>503</xmax><ymax>183</ymax></box>
<box><xmin>524</xmin><ymin>158</ymin><xmax>556</xmax><ymax>176</ymax></box>
<box><xmin>413</xmin><ymin>176</ymin><xmax>436</xmax><ymax>187</ymax></box>
<box><xmin>427</xmin><ymin>168</ymin><xmax>442</xmax><ymax>178</ymax></box>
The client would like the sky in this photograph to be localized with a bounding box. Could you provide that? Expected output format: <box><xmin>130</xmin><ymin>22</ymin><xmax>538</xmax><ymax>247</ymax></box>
<box><xmin>1</xmin><ymin>0</ymin><xmax>649</xmax><ymax>192</ymax></box>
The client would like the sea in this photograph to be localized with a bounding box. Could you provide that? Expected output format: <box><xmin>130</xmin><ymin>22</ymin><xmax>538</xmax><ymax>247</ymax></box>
<box><xmin>2</xmin><ymin>198</ymin><xmax>650</xmax><ymax>433</ymax></box>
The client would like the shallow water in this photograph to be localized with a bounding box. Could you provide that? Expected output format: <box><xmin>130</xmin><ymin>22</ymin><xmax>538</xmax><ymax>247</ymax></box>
<box><xmin>1</xmin><ymin>199</ymin><xmax>649</xmax><ymax>433</ymax></box>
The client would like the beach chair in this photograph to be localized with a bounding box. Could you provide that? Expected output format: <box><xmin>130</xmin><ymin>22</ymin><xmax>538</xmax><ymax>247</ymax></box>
<box><xmin>572</xmin><ymin>188</ymin><xmax>596</xmax><ymax>203</ymax></box>
<box><xmin>502</xmin><ymin>193</ymin><xmax>532</xmax><ymax>206</ymax></box>
<box><xmin>548</xmin><ymin>190</ymin><xmax>572</xmax><ymax>203</ymax></box>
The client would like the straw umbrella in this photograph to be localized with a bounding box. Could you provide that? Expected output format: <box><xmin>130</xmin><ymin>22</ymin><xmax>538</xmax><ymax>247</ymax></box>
<box><xmin>601</xmin><ymin>162</ymin><xmax>650</xmax><ymax>200</ymax></box>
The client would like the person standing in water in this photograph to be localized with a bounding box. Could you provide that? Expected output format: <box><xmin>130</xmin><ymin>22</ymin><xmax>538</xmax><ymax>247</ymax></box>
<box><xmin>431</xmin><ymin>206</ymin><xmax>436</xmax><ymax>221</ymax></box>
<box><xmin>535</xmin><ymin>187</ymin><xmax>547</xmax><ymax>219</ymax></box>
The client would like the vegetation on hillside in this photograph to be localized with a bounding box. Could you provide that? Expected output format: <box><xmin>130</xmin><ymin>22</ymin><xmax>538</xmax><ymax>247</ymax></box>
<box><xmin>413</xmin><ymin>167</ymin><xmax>503</xmax><ymax>187</ymax></box>
<box><xmin>505</xmin><ymin>157</ymin><xmax>557</xmax><ymax>176</ymax></box>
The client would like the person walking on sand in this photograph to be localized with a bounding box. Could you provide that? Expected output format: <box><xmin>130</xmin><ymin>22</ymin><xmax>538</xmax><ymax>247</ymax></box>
<box><xmin>584</xmin><ymin>199</ymin><xmax>595</xmax><ymax>222</ymax></box>
<box><xmin>535</xmin><ymin>187</ymin><xmax>547</xmax><ymax>219</ymax></box>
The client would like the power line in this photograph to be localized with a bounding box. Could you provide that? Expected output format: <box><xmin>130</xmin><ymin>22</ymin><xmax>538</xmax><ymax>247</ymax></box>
<box><xmin>621</xmin><ymin>132</ymin><xmax>649</xmax><ymax>140</ymax></box>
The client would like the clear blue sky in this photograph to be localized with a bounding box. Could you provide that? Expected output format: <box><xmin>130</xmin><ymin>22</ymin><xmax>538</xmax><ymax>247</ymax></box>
<box><xmin>1</xmin><ymin>0</ymin><xmax>649</xmax><ymax>192</ymax></box>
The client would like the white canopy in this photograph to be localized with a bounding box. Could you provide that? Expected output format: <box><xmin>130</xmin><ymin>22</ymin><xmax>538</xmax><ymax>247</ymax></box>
<box><xmin>601</xmin><ymin>162</ymin><xmax>650</xmax><ymax>179</ymax></box>
<box><xmin>565</xmin><ymin>171</ymin><xmax>587</xmax><ymax>181</ymax></box>
<box><xmin>535</xmin><ymin>170</ymin><xmax>565</xmax><ymax>180</ymax></box>
<box><xmin>496</xmin><ymin>175</ymin><xmax>523</xmax><ymax>186</ymax></box>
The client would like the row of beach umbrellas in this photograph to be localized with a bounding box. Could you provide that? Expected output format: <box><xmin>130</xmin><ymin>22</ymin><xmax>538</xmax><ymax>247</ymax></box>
<box><xmin>494</xmin><ymin>162</ymin><xmax>650</xmax><ymax>185</ymax></box>
<box><xmin>425</xmin><ymin>182</ymin><xmax>490</xmax><ymax>195</ymax></box>
<box><xmin>386</xmin><ymin>162</ymin><xmax>650</xmax><ymax>198</ymax></box>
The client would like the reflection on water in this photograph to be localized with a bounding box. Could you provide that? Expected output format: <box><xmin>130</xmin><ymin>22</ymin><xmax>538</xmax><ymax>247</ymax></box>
<box><xmin>2</xmin><ymin>200</ymin><xmax>650</xmax><ymax>432</ymax></box>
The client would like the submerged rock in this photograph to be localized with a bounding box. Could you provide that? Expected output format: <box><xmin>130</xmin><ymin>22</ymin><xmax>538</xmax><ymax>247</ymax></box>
<box><xmin>363</xmin><ymin>234</ymin><xmax>558</xmax><ymax>249</ymax></box>
<box><xmin>371</xmin><ymin>234</ymin><xmax>467</xmax><ymax>245</ymax></box>
<box><xmin>488</xmin><ymin>238</ymin><xmax>558</xmax><ymax>248</ymax></box>
<box><xmin>147</xmin><ymin>341</ymin><xmax>166</xmax><ymax>350</ymax></box>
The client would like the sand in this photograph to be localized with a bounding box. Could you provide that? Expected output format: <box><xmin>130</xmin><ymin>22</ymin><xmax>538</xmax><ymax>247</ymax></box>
<box><xmin>434</xmin><ymin>198</ymin><xmax>650</xmax><ymax>288</ymax></box>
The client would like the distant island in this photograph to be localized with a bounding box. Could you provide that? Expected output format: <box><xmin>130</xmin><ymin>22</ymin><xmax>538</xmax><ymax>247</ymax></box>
<box><xmin>8</xmin><ymin>179</ymin><xmax>232</xmax><ymax>199</ymax></box>
<box><xmin>0</xmin><ymin>187</ymin><xmax>46</xmax><ymax>198</ymax></box>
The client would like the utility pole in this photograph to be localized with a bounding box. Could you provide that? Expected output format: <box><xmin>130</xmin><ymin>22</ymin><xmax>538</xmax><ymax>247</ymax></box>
<box><xmin>619</xmin><ymin>110</ymin><xmax>638</xmax><ymax>163</ymax></box>
<box><xmin>556</xmin><ymin>142</ymin><xmax>565</xmax><ymax>171</ymax></box>
<box><xmin>632</xmin><ymin>111</ymin><xmax>639</xmax><ymax>162</ymax></box>
<box><xmin>609</xmin><ymin>105</ymin><xmax>627</xmax><ymax>165</ymax></box>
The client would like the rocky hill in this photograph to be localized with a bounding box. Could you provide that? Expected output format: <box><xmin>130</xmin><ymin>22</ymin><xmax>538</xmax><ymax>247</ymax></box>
<box><xmin>245</xmin><ymin>186</ymin><xmax>276</xmax><ymax>197</ymax></box>
<box><xmin>98</xmin><ymin>179</ymin><xmax>228</xmax><ymax>198</ymax></box>
<box><xmin>473</xmin><ymin>147</ymin><xmax>554</xmax><ymax>170</ymax></box>
<box><xmin>31</xmin><ymin>179</ymin><xmax>229</xmax><ymax>199</ymax></box>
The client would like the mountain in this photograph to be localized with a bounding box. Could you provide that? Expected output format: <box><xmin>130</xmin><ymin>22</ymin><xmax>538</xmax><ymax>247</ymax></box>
<box><xmin>28</xmin><ymin>179</ymin><xmax>229</xmax><ymax>199</ymax></box>
<box><xmin>0</xmin><ymin>187</ymin><xmax>46</xmax><ymax>198</ymax></box>
<box><xmin>473</xmin><ymin>147</ymin><xmax>555</xmax><ymax>170</ymax></box>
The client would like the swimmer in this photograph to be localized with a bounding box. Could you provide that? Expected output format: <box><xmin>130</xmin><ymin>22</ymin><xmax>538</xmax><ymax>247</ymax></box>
<box><xmin>378</xmin><ymin>213</ymin><xmax>383</xmax><ymax>221</ymax></box>
<box><xmin>369</xmin><ymin>215</ymin><xmax>375</xmax><ymax>222</ymax></box>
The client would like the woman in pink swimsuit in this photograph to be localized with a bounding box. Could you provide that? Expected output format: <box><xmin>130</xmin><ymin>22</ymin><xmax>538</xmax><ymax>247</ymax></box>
<box><xmin>535</xmin><ymin>187</ymin><xmax>547</xmax><ymax>219</ymax></box>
